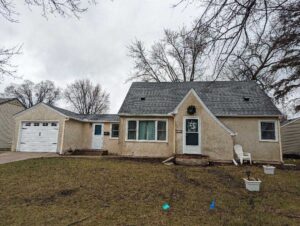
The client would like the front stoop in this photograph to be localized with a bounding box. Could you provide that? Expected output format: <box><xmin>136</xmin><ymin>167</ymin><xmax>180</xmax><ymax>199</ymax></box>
<box><xmin>174</xmin><ymin>154</ymin><xmax>210</xmax><ymax>166</ymax></box>
<box><xmin>70</xmin><ymin>149</ymin><xmax>109</xmax><ymax>156</ymax></box>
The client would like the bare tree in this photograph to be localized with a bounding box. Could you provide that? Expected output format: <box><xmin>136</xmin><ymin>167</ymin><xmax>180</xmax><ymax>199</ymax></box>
<box><xmin>64</xmin><ymin>79</ymin><xmax>109</xmax><ymax>114</ymax></box>
<box><xmin>4</xmin><ymin>80</ymin><xmax>61</xmax><ymax>108</ymax></box>
<box><xmin>0</xmin><ymin>46</ymin><xmax>21</xmax><ymax>80</ymax></box>
<box><xmin>176</xmin><ymin>0</ymin><xmax>298</xmax><ymax>78</ymax></box>
<box><xmin>128</xmin><ymin>25</ymin><xmax>209</xmax><ymax>82</ymax></box>
<box><xmin>225</xmin><ymin>1</ymin><xmax>300</xmax><ymax>100</ymax></box>
<box><xmin>0</xmin><ymin>0</ymin><xmax>95</xmax><ymax>22</ymax></box>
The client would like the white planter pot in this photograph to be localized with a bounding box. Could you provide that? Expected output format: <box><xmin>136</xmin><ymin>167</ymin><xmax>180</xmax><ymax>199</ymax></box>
<box><xmin>243</xmin><ymin>178</ymin><xmax>261</xmax><ymax>191</ymax></box>
<box><xmin>263</xmin><ymin>165</ymin><xmax>275</xmax><ymax>175</ymax></box>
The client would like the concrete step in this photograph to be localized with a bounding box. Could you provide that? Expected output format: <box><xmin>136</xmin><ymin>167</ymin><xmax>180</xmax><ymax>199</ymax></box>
<box><xmin>71</xmin><ymin>149</ymin><xmax>108</xmax><ymax>156</ymax></box>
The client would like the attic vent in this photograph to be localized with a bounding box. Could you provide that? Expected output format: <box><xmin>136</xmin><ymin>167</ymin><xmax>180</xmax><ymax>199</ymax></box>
<box><xmin>243</xmin><ymin>97</ymin><xmax>250</xmax><ymax>101</ymax></box>
<box><xmin>141</xmin><ymin>97</ymin><xmax>146</xmax><ymax>101</ymax></box>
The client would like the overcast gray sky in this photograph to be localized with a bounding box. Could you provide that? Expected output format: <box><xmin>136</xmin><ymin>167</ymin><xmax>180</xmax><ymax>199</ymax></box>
<box><xmin>0</xmin><ymin>0</ymin><xmax>200</xmax><ymax>113</ymax></box>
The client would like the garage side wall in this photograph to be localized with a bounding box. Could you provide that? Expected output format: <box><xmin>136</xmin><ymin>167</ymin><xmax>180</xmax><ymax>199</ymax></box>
<box><xmin>11</xmin><ymin>104</ymin><xmax>66</xmax><ymax>153</ymax></box>
<box><xmin>62</xmin><ymin>120</ymin><xmax>92</xmax><ymax>152</ymax></box>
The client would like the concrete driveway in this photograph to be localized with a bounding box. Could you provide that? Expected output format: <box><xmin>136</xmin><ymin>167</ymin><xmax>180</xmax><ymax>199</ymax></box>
<box><xmin>0</xmin><ymin>152</ymin><xmax>58</xmax><ymax>164</ymax></box>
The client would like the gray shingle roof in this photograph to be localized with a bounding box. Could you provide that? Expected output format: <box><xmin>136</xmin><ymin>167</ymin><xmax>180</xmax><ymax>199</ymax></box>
<box><xmin>118</xmin><ymin>81</ymin><xmax>281</xmax><ymax>116</ymax></box>
<box><xmin>281</xmin><ymin>117</ymin><xmax>300</xmax><ymax>126</ymax></box>
<box><xmin>47</xmin><ymin>104</ymin><xmax>119</xmax><ymax>122</ymax></box>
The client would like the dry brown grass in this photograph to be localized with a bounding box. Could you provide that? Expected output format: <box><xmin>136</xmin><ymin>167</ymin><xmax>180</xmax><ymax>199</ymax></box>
<box><xmin>0</xmin><ymin>157</ymin><xmax>299</xmax><ymax>226</ymax></box>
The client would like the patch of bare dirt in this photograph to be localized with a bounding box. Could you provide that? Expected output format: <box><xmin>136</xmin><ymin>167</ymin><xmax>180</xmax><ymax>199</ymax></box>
<box><xmin>23</xmin><ymin>188</ymin><xmax>78</xmax><ymax>206</ymax></box>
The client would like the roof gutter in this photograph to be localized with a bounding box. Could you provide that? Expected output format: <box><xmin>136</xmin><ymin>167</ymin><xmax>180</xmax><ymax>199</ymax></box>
<box><xmin>118</xmin><ymin>113</ymin><xmax>171</xmax><ymax>117</ymax></box>
<box><xmin>216</xmin><ymin>115</ymin><xmax>282</xmax><ymax>118</ymax></box>
<box><xmin>68</xmin><ymin>117</ymin><xmax>119</xmax><ymax>123</ymax></box>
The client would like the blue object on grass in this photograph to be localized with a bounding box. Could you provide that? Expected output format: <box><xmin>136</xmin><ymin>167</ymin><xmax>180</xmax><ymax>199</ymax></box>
<box><xmin>210</xmin><ymin>199</ymin><xmax>215</xmax><ymax>209</ymax></box>
<box><xmin>162</xmin><ymin>202</ymin><xmax>170</xmax><ymax>211</ymax></box>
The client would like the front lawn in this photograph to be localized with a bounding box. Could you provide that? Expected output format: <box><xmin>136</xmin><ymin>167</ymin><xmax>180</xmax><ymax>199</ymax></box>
<box><xmin>0</xmin><ymin>158</ymin><xmax>299</xmax><ymax>225</ymax></box>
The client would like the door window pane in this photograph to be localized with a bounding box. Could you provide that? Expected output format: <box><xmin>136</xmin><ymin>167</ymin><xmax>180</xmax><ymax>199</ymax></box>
<box><xmin>186</xmin><ymin>133</ymin><xmax>199</xmax><ymax>145</ymax></box>
<box><xmin>186</xmin><ymin>119</ymin><xmax>198</xmax><ymax>132</ymax></box>
<box><xmin>138</xmin><ymin>121</ymin><xmax>155</xmax><ymax>140</ymax></box>
<box><xmin>94</xmin><ymin>125</ymin><xmax>102</xmax><ymax>135</ymax></box>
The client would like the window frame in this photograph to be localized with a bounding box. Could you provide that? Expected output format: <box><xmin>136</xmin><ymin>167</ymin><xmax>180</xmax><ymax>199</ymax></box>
<box><xmin>110</xmin><ymin>123</ymin><xmax>120</xmax><ymax>139</ymax></box>
<box><xmin>258</xmin><ymin>120</ymin><xmax>278</xmax><ymax>142</ymax></box>
<box><xmin>126</xmin><ymin>119</ymin><xmax>168</xmax><ymax>143</ymax></box>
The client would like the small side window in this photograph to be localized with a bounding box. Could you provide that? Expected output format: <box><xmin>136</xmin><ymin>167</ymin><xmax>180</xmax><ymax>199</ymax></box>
<box><xmin>25</xmin><ymin>122</ymin><xmax>31</xmax><ymax>126</ymax></box>
<box><xmin>260</xmin><ymin>121</ymin><xmax>276</xmax><ymax>141</ymax></box>
<box><xmin>34</xmin><ymin>123</ymin><xmax>39</xmax><ymax>126</ymax></box>
<box><xmin>43</xmin><ymin>123</ymin><xmax>48</xmax><ymax>126</ymax></box>
<box><xmin>51</xmin><ymin>123</ymin><xmax>57</xmax><ymax>127</ymax></box>
<box><xmin>111</xmin><ymin>123</ymin><xmax>119</xmax><ymax>138</ymax></box>
<box><xmin>127</xmin><ymin>121</ymin><xmax>137</xmax><ymax>140</ymax></box>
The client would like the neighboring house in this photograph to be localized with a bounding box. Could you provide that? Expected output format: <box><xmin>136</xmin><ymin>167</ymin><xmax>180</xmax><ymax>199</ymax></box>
<box><xmin>281</xmin><ymin>117</ymin><xmax>300</xmax><ymax>156</ymax></box>
<box><xmin>11</xmin><ymin>81</ymin><xmax>283</xmax><ymax>163</ymax></box>
<box><xmin>0</xmin><ymin>98</ymin><xmax>25</xmax><ymax>151</ymax></box>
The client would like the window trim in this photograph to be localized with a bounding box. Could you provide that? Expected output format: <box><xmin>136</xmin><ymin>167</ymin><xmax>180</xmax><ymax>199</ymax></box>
<box><xmin>258</xmin><ymin>120</ymin><xmax>278</xmax><ymax>142</ymax></box>
<box><xmin>110</xmin><ymin>123</ymin><xmax>119</xmax><ymax>139</ymax></box>
<box><xmin>125</xmin><ymin>119</ymin><xmax>168</xmax><ymax>143</ymax></box>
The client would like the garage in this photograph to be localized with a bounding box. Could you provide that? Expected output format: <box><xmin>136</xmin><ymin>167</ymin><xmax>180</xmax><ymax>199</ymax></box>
<box><xmin>18</xmin><ymin>122</ymin><xmax>59</xmax><ymax>152</ymax></box>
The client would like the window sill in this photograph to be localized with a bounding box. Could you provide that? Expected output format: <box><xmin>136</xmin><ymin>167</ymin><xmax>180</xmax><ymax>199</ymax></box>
<box><xmin>259</xmin><ymin>139</ymin><xmax>278</xmax><ymax>143</ymax></box>
<box><xmin>109</xmin><ymin>137</ymin><xmax>119</xmax><ymax>140</ymax></box>
<box><xmin>125</xmin><ymin>140</ymin><xmax>168</xmax><ymax>143</ymax></box>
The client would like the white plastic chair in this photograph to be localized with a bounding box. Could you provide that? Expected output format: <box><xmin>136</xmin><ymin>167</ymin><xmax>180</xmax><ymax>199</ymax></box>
<box><xmin>234</xmin><ymin>144</ymin><xmax>252</xmax><ymax>165</ymax></box>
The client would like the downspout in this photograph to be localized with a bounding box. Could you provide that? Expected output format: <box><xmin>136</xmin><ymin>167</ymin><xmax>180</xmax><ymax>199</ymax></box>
<box><xmin>277</xmin><ymin>119</ymin><xmax>283</xmax><ymax>163</ymax></box>
<box><xmin>173</xmin><ymin>115</ymin><xmax>176</xmax><ymax>156</ymax></box>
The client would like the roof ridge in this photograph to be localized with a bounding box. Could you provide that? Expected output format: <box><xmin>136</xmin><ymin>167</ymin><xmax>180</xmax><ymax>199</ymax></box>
<box><xmin>131</xmin><ymin>80</ymin><xmax>257</xmax><ymax>84</ymax></box>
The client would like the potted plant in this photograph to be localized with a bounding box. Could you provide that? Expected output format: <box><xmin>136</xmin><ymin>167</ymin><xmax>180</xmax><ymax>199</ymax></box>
<box><xmin>243</xmin><ymin>170</ymin><xmax>262</xmax><ymax>192</ymax></box>
<box><xmin>263</xmin><ymin>165</ymin><xmax>276</xmax><ymax>175</ymax></box>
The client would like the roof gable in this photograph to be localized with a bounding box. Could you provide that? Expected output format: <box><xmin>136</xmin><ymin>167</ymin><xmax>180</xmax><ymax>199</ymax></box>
<box><xmin>0</xmin><ymin>98</ymin><xmax>24</xmax><ymax>107</ymax></box>
<box><xmin>118</xmin><ymin>81</ymin><xmax>281</xmax><ymax>117</ymax></box>
<box><xmin>174</xmin><ymin>89</ymin><xmax>235</xmax><ymax>135</ymax></box>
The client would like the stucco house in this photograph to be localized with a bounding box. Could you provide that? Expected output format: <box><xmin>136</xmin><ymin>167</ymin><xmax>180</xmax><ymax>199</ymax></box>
<box><xmin>281</xmin><ymin>117</ymin><xmax>300</xmax><ymax>156</ymax></box>
<box><xmin>0</xmin><ymin>98</ymin><xmax>25</xmax><ymax>151</ymax></box>
<box><xmin>11</xmin><ymin>81</ymin><xmax>283</xmax><ymax>163</ymax></box>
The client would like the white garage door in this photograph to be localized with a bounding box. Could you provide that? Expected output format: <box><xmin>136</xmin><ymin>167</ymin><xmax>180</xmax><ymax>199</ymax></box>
<box><xmin>19</xmin><ymin>122</ymin><xmax>59</xmax><ymax>152</ymax></box>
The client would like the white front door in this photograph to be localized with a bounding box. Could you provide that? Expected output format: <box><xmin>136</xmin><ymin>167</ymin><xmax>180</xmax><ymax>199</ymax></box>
<box><xmin>92</xmin><ymin>123</ymin><xmax>103</xmax><ymax>149</ymax></box>
<box><xmin>183</xmin><ymin>117</ymin><xmax>201</xmax><ymax>154</ymax></box>
<box><xmin>19</xmin><ymin>122</ymin><xmax>59</xmax><ymax>152</ymax></box>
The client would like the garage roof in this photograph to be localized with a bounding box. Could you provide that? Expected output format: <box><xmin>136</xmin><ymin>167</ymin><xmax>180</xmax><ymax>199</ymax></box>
<box><xmin>47</xmin><ymin>104</ymin><xmax>119</xmax><ymax>122</ymax></box>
